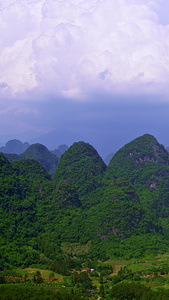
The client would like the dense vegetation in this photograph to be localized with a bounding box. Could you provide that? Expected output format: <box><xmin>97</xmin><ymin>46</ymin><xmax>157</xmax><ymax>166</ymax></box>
<box><xmin>1</xmin><ymin>134</ymin><xmax>169</xmax><ymax>298</ymax></box>
<box><xmin>5</xmin><ymin>143</ymin><xmax>59</xmax><ymax>176</ymax></box>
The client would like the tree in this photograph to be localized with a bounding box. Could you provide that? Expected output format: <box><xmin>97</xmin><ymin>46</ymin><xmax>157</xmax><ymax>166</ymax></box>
<box><xmin>99</xmin><ymin>284</ymin><xmax>105</xmax><ymax>298</ymax></box>
<box><xmin>49</xmin><ymin>272</ymin><xmax>55</xmax><ymax>282</ymax></box>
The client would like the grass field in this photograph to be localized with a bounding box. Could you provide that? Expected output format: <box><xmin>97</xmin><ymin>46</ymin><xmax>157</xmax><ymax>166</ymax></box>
<box><xmin>2</xmin><ymin>253</ymin><xmax>169</xmax><ymax>298</ymax></box>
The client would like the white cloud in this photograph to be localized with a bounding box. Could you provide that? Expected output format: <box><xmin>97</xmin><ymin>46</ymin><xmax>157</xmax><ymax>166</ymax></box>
<box><xmin>0</xmin><ymin>0</ymin><xmax>169</xmax><ymax>98</ymax></box>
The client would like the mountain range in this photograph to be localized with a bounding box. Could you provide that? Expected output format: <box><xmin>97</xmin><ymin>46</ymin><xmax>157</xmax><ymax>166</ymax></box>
<box><xmin>1</xmin><ymin>133</ymin><xmax>169</xmax><ymax>270</ymax></box>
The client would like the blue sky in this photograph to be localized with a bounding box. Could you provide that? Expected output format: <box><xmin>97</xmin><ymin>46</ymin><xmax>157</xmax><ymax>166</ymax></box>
<box><xmin>0</xmin><ymin>0</ymin><xmax>169</xmax><ymax>156</ymax></box>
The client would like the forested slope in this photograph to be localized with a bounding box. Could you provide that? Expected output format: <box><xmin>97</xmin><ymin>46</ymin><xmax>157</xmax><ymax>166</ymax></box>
<box><xmin>1</xmin><ymin>134</ymin><xmax>169</xmax><ymax>269</ymax></box>
<box><xmin>5</xmin><ymin>143</ymin><xmax>59</xmax><ymax>176</ymax></box>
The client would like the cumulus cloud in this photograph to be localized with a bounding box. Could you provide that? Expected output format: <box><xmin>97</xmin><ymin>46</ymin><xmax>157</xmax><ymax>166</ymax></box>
<box><xmin>0</xmin><ymin>0</ymin><xmax>169</xmax><ymax>98</ymax></box>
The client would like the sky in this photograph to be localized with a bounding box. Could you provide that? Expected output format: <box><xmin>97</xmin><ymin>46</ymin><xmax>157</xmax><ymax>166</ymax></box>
<box><xmin>1</xmin><ymin>0</ymin><xmax>169</xmax><ymax>157</ymax></box>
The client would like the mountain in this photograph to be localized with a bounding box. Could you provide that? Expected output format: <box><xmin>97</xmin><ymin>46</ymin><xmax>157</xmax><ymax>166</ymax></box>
<box><xmin>51</xmin><ymin>144</ymin><xmax>68</xmax><ymax>157</ymax></box>
<box><xmin>0</xmin><ymin>139</ymin><xmax>29</xmax><ymax>154</ymax></box>
<box><xmin>104</xmin><ymin>134</ymin><xmax>169</xmax><ymax>218</ymax></box>
<box><xmin>105</xmin><ymin>133</ymin><xmax>169</xmax><ymax>182</ymax></box>
<box><xmin>53</xmin><ymin>141</ymin><xmax>107</xmax><ymax>200</ymax></box>
<box><xmin>101</xmin><ymin>134</ymin><xmax>169</xmax><ymax>253</ymax></box>
<box><xmin>104</xmin><ymin>152</ymin><xmax>115</xmax><ymax>165</ymax></box>
<box><xmin>5</xmin><ymin>143</ymin><xmax>59</xmax><ymax>176</ymax></box>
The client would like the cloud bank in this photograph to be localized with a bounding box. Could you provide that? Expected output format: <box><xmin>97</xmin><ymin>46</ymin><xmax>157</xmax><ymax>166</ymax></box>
<box><xmin>1</xmin><ymin>0</ymin><xmax>169</xmax><ymax>155</ymax></box>
<box><xmin>0</xmin><ymin>0</ymin><xmax>169</xmax><ymax>99</ymax></box>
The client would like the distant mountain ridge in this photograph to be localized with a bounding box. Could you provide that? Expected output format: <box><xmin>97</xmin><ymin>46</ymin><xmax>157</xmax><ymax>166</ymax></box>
<box><xmin>103</xmin><ymin>152</ymin><xmax>115</xmax><ymax>165</ymax></box>
<box><xmin>28</xmin><ymin>128</ymin><xmax>81</xmax><ymax>150</ymax></box>
<box><xmin>5</xmin><ymin>143</ymin><xmax>59</xmax><ymax>177</ymax></box>
<box><xmin>51</xmin><ymin>144</ymin><xmax>68</xmax><ymax>157</ymax></box>
<box><xmin>1</xmin><ymin>140</ymin><xmax>68</xmax><ymax>176</ymax></box>
<box><xmin>0</xmin><ymin>139</ymin><xmax>29</xmax><ymax>154</ymax></box>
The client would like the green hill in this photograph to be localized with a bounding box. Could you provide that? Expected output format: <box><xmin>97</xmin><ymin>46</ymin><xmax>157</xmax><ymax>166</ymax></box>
<box><xmin>53</xmin><ymin>141</ymin><xmax>106</xmax><ymax>201</ymax></box>
<box><xmin>5</xmin><ymin>143</ymin><xmax>59</xmax><ymax>176</ymax></box>
<box><xmin>104</xmin><ymin>134</ymin><xmax>169</xmax><ymax>218</ymax></box>
<box><xmin>105</xmin><ymin>133</ymin><xmax>169</xmax><ymax>182</ymax></box>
